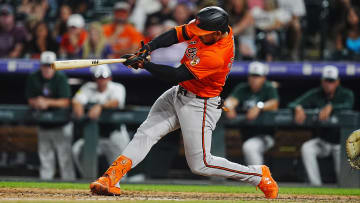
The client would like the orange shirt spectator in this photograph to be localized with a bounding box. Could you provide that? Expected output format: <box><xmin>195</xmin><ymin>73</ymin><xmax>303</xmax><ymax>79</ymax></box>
<box><xmin>103</xmin><ymin>2</ymin><xmax>144</xmax><ymax>58</ymax></box>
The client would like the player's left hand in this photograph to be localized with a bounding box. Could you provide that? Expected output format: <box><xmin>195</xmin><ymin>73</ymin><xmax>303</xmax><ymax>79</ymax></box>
<box><xmin>246</xmin><ymin>106</ymin><xmax>261</xmax><ymax>121</ymax></box>
<box><xmin>121</xmin><ymin>54</ymin><xmax>144</xmax><ymax>69</ymax></box>
<box><xmin>319</xmin><ymin>104</ymin><xmax>332</xmax><ymax>121</ymax></box>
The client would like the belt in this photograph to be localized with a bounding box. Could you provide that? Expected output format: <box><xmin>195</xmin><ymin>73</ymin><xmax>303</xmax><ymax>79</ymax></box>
<box><xmin>177</xmin><ymin>86</ymin><xmax>209</xmax><ymax>99</ymax></box>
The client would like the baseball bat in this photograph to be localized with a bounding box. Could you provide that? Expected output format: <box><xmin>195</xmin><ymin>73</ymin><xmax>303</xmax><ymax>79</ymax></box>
<box><xmin>51</xmin><ymin>58</ymin><xmax>127</xmax><ymax>70</ymax></box>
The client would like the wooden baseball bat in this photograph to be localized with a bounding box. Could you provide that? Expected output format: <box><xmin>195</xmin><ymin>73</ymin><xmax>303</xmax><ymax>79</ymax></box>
<box><xmin>51</xmin><ymin>58</ymin><xmax>127</xmax><ymax>70</ymax></box>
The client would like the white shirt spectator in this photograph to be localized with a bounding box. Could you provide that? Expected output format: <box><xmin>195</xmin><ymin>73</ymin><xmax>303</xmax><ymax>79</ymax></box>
<box><xmin>251</xmin><ymin>6</ymin><xmax>292</xmax><ymax>30</ymax></box>
<box><xmin>277</xmin><ymin>0</ymin><xmax>306</xmax><ymax>17</ymax></box>
<box><xmin>74</xmin><ymin>81</ymin><xmax>126</xmax><ymax>109</ymax></box>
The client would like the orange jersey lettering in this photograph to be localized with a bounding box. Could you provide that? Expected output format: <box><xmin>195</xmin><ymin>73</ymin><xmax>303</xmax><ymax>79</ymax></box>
<box><xmin>174</xmin><ymin>25</ymin><xmax>234</xmax><ymax>98</ymax></box>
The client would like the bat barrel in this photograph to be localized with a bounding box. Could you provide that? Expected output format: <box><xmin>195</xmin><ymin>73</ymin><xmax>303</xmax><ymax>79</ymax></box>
<box><xmin>51</xmin><ymin>59</ymin><xmax>127</xmax><ymax>70</ymax></box>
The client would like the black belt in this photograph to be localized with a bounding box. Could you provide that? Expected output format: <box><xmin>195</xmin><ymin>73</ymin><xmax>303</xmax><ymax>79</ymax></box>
<box><xmin>178</xmin><ymin>86</ymin><xmax>209</xmax><ymax>99</ymax></box>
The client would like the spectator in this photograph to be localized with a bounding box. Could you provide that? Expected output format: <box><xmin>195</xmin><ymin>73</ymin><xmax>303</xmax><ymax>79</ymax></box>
<box><xmin>145</xmin><ymin>0</ymin><xmax>174</xmax><ymax>30</ymax></box>
<box><xmin>288</xmin><ymin>65</ymin><xmax>354</xmax><ymax>186</ymax></box>
<box><xmin>334</xmin><ymin>7</ymin><xmax>360</xmax><ymax>60</ymax></box>
<box><xmin>53</xmin><ymin>4</ymin><xmax>72</xmax><ymax>43</ymax></box>
<box><xmin>251</xmin><ymin>0</ymin><xmax>292</xmax><ymax>61</ymax></box>
<box><xmin>72</xmin><ymin>64</ymin><xmax>130</xmax><ymax>178</ymax></box>
<box><xmin>0</xmin><ymin>4</ymin><xmax>28</xmax><ymax>58</ymax></box>
<box><xmin>103</xmin><ymin>2</ymin><xmax>144</xmax><ymax>58</ymax></box>
<box><xmin>81</xmin><ymin>22</ymin><xmax>112</xmax><ymax>59</ymax></box>
<box><xmin>17</xmin><ymin>0</ymin><xmax>49</xmax><ymax>22</ymax></box>
<box><xmin>59</xmin><ymin>14</ymin><xmax>87</xmax><ymax>59</ymax></box>
<box><xmin>25</xmin><ymin>51</ymin><xmax>75</xmax><ymax>180</ymax></box>
<box><xmin>225</xmin><ymin>0</ymin><xmax>256</xmax><ymax>60</ymax></box>
<box><xmin>129</xmin><ymin>0</ymin><xmax>166</xmax><ymax>33</ymax></box>
<box><xmin>277</xmin><ymin>0</ymin><xmax>306</xmax><ymax>60</ymax></box>
<box><xmin>224</xmin><ymin>61</ymin><xmax>279</xmax><ymax>165</ymax></box>
<box><xmin>26</xmin><ymin>21</ymin><xmax>58</xmax><ymax>59</ymax></box>
<box><xmin>172</xmin><ymin>3</ymin><xmax>193</xmax><ymax>25</ymax></box>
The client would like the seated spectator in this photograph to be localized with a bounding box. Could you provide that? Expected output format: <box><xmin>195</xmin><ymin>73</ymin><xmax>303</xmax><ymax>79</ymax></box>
<box><xmin>26</xmin><ymin>21</ymin><xmax>58</xmax><ymax>59</ymax></box>
<box><xmin>0</xmin><ymin>4</ymin><xmax>28</xmax><ymax>58</ymax></box>
<box><xmin>72</xmin><ymin>65</ymin><xmax>130</xmax><ymax>178</ymax></box>
<box><xmin>288</xmin><ymin>65</ymin><xmax>354</xmax><ymax>186</ymax></box>
<box><xmin>226</xmin><ymin>0</ymin><xmax>291</xmax><ymax>61</ymax></box>
<box><xmin>59</xmin><ymin>14</ymin><xmax>87</xmax><ymax>59</ymax></box>
<box><xmin>277</xmin><ymin>0</ymin><xmax>306</xmax><ymax>60</ymax></box>
<box><xmin>225</xmin><ymin>0</ymin><xmax>256</xmax><ymax>60</ymax></box>
<box><xmin>80</xmin><ymin>22</ymin><xmax>112</xmax><ymax>59</ymax></box>
<box><xmin>103</xmin><ymin>2</ymin><xmax>144</xmax><ymax>58</ymax></box>
<box><xmin>251</xmin><ymin>0</ymin><xmax>291</xmax><ymax>61</ymax></box>
<box><xmin>25</xmin><ymin>51</ymin><xmax>75</xmax><ymax>180</ymax></box>
<box><xmin>145</xmin><ymin>0</ymin><xmax>174</xmax><ymax>30</ymax></box>
<box><xmin>224</xmin><ymin>61</ymin><xmax>279</xmax><ymax>165</ymax></box>
<box><xmin>334</xmin><ymin>7</ymin><xmax>360</xmax><ymax>60</ymax></box>
<box><xmin>17</xmin><ymin>0</ymin><xmax>49</xmax><ymax>22</ymax></box>
<box><xmin>172</xmin><ymin>3</ymin><xmax>194</xmax><ymax>26</ymax></box>
<box><xmin>53</xmin><ymin>4</ymin><xmax>72</xmax><ymax>43</ymax></box>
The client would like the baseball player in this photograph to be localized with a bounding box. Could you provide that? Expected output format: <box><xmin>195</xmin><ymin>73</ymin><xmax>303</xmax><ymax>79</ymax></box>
<box><xmin>25</xmin><ymin>51</ymin><xmax>75</xmax><ymax>180</ymax></box>
<box><xmin>225</xmin><ymin>61</ymin><xmax>279</xmax><ymax>165</ymax></box>
<box><xmin>72</xmin><ymin>65</ymin><xmax>130</xmax><ymax>178</ymax></box>
<box><xmin>90</xmin><ymin>6</ymin><xmax>278</xmax><ymax>199</ymax></box>
<box><xmin>288</xmin><ymin>65</ymin><xmax>354</xmax><ymax>186</ymax></box>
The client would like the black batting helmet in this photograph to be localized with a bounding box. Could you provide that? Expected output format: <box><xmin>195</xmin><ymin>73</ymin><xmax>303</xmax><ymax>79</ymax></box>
<box><xmin>187</xmin><ymin>6</ymin><xmax>229</xmax><ymax>36</ymax></box>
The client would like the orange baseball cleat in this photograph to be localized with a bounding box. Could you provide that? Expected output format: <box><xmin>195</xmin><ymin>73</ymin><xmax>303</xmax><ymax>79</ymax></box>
<box><xmin>90</xmin><ymin>155</ymin><xmax>132</xmax><ymax>196</ymax></box>
<box><xmin>257</xmin><ymin>165</ymin><xmax>279</xmax><ymax>199</ymax></box>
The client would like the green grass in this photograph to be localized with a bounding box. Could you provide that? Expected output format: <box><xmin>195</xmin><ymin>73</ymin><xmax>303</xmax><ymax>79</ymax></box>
<box><xmin>0</xmin><ymin>181</ymin><xmax>359</xmax><ymax>196</ymax></box>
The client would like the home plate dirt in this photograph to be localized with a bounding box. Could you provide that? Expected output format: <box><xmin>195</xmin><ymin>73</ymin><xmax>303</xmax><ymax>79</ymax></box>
<box><xmin>0</xmin><ymin>188</ymin><xmax>359</xmax><ymax>202</ymax></box>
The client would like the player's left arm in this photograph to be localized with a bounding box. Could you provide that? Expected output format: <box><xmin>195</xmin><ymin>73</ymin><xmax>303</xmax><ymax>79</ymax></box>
<box><xmin>143</xmin><ymin>63</ymin><xmax>195</xmax><ymax>83</ymax></box>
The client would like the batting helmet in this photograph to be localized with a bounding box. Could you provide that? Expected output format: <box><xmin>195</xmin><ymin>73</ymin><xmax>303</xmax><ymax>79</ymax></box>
<box><xmin>187</xmin><ymin>6</ymin><xmax>229</xmax><ymax>36</ymax></box>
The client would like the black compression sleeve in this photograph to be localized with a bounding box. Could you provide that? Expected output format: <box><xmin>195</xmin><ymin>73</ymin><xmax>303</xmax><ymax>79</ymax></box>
<box><xmin>147</xmin><ymin>29</ymin><xmax>179</xmax><ymax>51</ymax></box>
<box><xmin>143</xmin><ymin>62</ymin><xmax>195</xmax><ymax>83</ymax></box>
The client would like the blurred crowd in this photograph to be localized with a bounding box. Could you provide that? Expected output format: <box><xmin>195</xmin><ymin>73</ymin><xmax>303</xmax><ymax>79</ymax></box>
<box><xmin>1</xmin><ymin>0</ymin><xmax>360</xmax><ymax>62</ymax></box>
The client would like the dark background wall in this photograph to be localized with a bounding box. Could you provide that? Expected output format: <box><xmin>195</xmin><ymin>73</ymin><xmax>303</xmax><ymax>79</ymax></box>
<box><xmin>2</xmin><ymin>73</ymin><xmax>359</xmax><ymax>110</ymax></box>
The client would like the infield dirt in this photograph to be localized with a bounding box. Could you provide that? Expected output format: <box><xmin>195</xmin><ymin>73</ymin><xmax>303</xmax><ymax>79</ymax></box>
<box><xmin>0</xmin><ymin>187</ymin><xmax>360</xmax><ymax>202</ymax></box>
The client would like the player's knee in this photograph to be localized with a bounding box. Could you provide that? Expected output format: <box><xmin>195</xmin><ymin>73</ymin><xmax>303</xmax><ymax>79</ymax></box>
<box><xmin>187</xmin><ymin>155</ymin><xmax>212</xmax><ymax>176</ymax></box>
<box><xmin>189</xmin><ymin>164</ymin><xmax>209</xmax><ymax>176</ymax></box>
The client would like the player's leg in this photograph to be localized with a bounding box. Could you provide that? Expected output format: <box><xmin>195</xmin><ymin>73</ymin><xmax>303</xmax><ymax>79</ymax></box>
<box><xmin>177</xmin><ymin>97</ymin><xmax>278</xmax><ymax>198</ymax></box>
<box><xmin>301</xmin><ymin>138</ymin><xmax>331</xmax><ymax>186</ymax></box>
<box><xmin>54</xmin><ymin>123</ymin><xmax>76</xmax><ymax>180</ymax></box>
<box><xmin>37</xmin><ymin>127</ymin><xmax>56</xmax><ymax>180</ymax></box>
<box><xmin>90</xmin><ymin>86</ymin><xmax>180</xmax><ymax>195</ymax></box>
<box><xmin>242</xmin><ymin>135</ymin><xmax>275</xmax><ymax>165</ymax></box>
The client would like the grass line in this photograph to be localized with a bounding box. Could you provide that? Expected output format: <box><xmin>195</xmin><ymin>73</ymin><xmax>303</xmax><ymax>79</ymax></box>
<box><xmin>0</xmin><ymin>181</ymin><xmax>359</xmax><ymax>196</ymax></box>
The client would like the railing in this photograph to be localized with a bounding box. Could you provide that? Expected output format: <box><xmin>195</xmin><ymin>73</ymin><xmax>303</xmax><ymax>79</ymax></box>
<box><xmin>0</xmin><ymin>105</ymin><xmax>358</xmax><ymax>187</ymax></box>
<box><xmin>2</xmin><ymin>59</ymin><xmax>360</xmax><ymax>78</ymax></box>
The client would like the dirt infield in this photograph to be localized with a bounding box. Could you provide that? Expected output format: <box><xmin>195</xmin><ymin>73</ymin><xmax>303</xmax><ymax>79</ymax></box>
<box><xmin>1</xmin><ymin>188</ymin><xmax>360</xmax><ymax>202</ymax></box>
